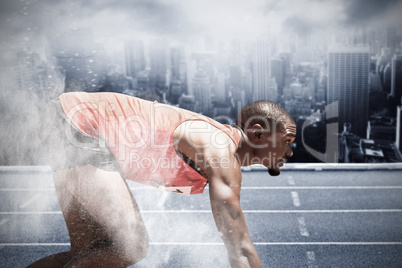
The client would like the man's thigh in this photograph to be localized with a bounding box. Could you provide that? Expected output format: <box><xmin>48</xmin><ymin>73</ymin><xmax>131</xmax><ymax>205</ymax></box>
<box><xmin>53</xmin><ymin>165</ymin><xmax>148</xmax><ymax>252</ymax></box>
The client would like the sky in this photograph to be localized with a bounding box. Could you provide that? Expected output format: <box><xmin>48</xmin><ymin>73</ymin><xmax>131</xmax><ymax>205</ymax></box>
<box><xmin>0</xmin><ymin>0</ymin><xmax>402</xmax><ymax>57</ymax></box>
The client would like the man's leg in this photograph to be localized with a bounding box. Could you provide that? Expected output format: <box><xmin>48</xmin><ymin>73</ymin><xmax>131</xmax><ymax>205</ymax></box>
<box><xmin>29</xmin><ymin>164</ymin><xmax>149</xmax><ymax>268</ymax></box>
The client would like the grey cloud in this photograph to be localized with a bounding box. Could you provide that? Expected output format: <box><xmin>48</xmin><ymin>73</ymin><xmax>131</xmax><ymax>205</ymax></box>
<box><xmin>263</xmin><ymin>0</ymin><xmax>281</xmax><ymax>15</ymax></box>
<box><xmin>82</xmin><ymin>0</ymin><xmax>200</xmax><ymax>37</ymax></box>
<box><xmin>1</xmin><ymin>0</ymin><xmax>200</xmax><ymax>50</ymax></box>
<box><xmin>282</xmin><ymin>15</ymin><xmax>316</xmax><ymax>36</ymax></box>
<box><xmin>342</xmin><ymin>0</ymin><xmax>401</xmax><ymax>25</ymax></box>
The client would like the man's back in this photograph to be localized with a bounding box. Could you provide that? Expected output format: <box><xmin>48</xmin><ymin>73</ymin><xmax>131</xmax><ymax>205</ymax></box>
<box><xmin>59</xmin><ymin>92</ymin><xmax>241</xmax><ymax>194</ymax></box>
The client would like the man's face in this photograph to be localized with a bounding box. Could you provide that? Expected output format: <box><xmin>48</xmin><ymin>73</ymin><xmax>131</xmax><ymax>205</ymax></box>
<box><xmin>251</xmin><ymin>119</ymin><xmax>296</xmax><ymax>176</ymax></box>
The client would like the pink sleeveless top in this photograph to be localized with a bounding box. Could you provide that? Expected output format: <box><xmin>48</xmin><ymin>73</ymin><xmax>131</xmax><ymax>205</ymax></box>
<box><xmin>59</xmin><ymin>92</ymin><xmax>241</xmax><ymax>195</ymax></box>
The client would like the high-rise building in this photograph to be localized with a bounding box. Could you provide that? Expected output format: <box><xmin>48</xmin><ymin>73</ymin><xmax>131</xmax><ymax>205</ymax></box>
<box><xmin>170</xmin><ymin>80</ymin><xmax>182</xmax><ymax>104</ymax></box>
<box><xmin>271</xmin><ymin>58</ymin><xmax>286</xmax><ymax>94</ymax></box>
<box><xmin>124</xmin><ymin>40</ymin><xmax>145</xmax><ymax>78</ymax></box>
<box><xmin>170</xmin><ymin>46</ymin><xmax>186</xmax><ymax>81</ymax></box>
<box><xmin>397</xmin><ymin>106</ymin><xmax>402</xmax><ymax>153</ymax></box>
<box><xmin>251</xmin><ymin>40</ymin><xmax>278</xmax><ymax>102</ymax></box>
<box><xmin>149</xmin><ymin>39</ymin><xmax>169</xmax><ymax>89</ymax></box>
<box><xmin>192</xmin><ymin>69</ymin><xmax>212</xmax><ymax>115</ymax></box>
<box><xmin>179</xmin><ymin>61</ymin><xmax>188</xmax><ymax>94</ymax></box>
<box><xmin>386</xmin><ymin>27</ymin><xmax>398</xmax><ymax>51</ymax></box>
<box><xmin>327</xmin><ymin>45</ymin><xmax>370</xmax><ymax>138</ymax></box>
<box><xmin>390</xmin><ymin>55</ymin><xmax>402</xmax><ymax>107</ymax></box>
<box><xmin>186</xmin><ymin>60</ymin><xmax>197</xmax><ymax>96</ymax></box>
<box><xmin>169</xmin><ymin>46</ymin><xmax>187</xmax><ymax>104</ymax></box>
<box><xmin>215</xmin><ymin>71</ymin><xmax>226</xmax><ymax>103</ymax></box>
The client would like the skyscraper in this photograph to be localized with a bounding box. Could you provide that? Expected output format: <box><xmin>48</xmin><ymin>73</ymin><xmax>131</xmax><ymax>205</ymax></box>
<box><xmin>390</xmin><ymin>55</ymin><xmax>402</xmax><ymax>107</ymax></box>
<box><xmin>192</xmin><ymin>69</ymin><xmax>212</xmax><ymax>115</ymax></box>
<box><xmin>251</xmin><ymin>40</ymin><xmax>278</xmax><ymax>102</ymax></box>
<box><xmin>386</xmin><ymin>27</ymin><xmax>398</xmax><ymax>52</ymax></box>
<box><xmin>271</xmin><ymin>58</ymin><xmax>286</xmax><ymax>95</ymax></box>
<box><xmin>397</xmin><ymin>106</ymin><xmax>402</xmax><ymax>153</ymax></box>
<box><xmin>169</xmin><ymin>46</ymin><xmax>186</xmax><ymax>103</ymax></box>
<box><xmin>327</xmin><ymin>45</ymin><xmax>370</xmax><ymax>138</ymax></box>
<box><xmin>149</xmin><ymin>39</ymin><xmax>169</xmax><ymax>89</ymax></box>
<box><xmin>215</xmin><ymin>71</ymin><xmax>226</xmax><ymax>103</ymax></box>
<box><xmin>124</xmin><ymin>40</ymin><xmax>145</xmax><ymax>78</ymax></box>
<box><xmin>170</xmin><ymin>46</ymin><xmax>186</xmax><ymax>81</ymax></box>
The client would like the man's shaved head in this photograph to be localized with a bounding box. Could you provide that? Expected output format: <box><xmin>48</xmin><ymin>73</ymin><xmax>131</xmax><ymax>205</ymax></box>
<box><xmin>236</xmin><ymin>100</ymin><xmax>294</xmax><ymax>132</ymax></box>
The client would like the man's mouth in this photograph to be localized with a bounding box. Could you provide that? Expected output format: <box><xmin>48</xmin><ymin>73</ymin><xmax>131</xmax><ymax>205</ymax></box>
<box><xmin>276</xmin><ymin>158</ymin><xmax>287</xmax><ymax>167</ymax></box>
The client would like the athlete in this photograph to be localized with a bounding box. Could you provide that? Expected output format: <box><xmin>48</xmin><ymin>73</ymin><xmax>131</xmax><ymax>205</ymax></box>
<box><xmin>28</xmin><ymin>92</ymin><xmax>296</xmax><ymax>268</ymax></box>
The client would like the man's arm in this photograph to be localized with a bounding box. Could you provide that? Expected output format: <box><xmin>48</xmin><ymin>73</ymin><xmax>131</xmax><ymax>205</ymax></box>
<box><xmin>207</xmin><ymin>158</ymin><xmax>261</xmax><ymax>268</ymax></box>
<box><xmin>174</xmin><ymin>121</ymin><xmax>261</xmax><ymax>267</ymax></box>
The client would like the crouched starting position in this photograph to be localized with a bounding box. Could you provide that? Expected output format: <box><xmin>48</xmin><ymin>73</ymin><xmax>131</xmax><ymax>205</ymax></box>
<box><xmin>29</xmin><ymin>92</ymin><xmax>296</xmax><ymax>267</ymax></box>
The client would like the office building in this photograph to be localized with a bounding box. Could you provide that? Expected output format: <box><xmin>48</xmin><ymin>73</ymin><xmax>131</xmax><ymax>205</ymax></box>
<box><xmin>215</xmin><ymin>71</ymin><xmax>226</xmax><ymax>103</ymax></box>
<box><xmin>327</xmin><ymin>45</ymin><xmax>370</xmax><ymax>138</ymax></box>
<box><xmin>192</xmin><ymin>69</ymin><xmax>212</xmax><ymax>115</ymax></box>
<box><xmin>149</xmin><ymin>39</ymin><xmax>169</xmax><ymax>89</ymax></box>
<box><xmin>397</xmin><ymin>106</ymin><xmax>402</xmax><ymax>153</ymax></box>
<box><xmin>390</xmin><ymin>55</ymin><xmax>402</xmax><ymax>107</ymax></box>
<box><xmin>170</xmin><ymin>46</ymin><xmax>186</xmax><ymax>81</ymax></box>
<box><xmin>124</xmin><ymin>40</ymin><xmax>145</xmax><ymax>78</ymax></box>
<box><xmin>251</xmin><ymin>40</ymin><xmax>278</xmax><ymax>102</ymax></box>
<box><xmin>271</xmin><ymin>58</ymin><xmax>286</xmax><ymax>94</ymax></box>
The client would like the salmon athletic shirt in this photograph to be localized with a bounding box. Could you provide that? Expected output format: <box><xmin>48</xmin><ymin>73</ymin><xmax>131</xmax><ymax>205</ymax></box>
<box><xmin>59</xmin><ymin>92</ymin><xmax>241</xmax><ymax>195</ymax></box>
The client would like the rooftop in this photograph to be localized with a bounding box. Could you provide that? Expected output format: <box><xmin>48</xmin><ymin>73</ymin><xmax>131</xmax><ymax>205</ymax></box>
<box><xmin>1</xmin><ymin>164</ymin><xmax>402</xmax><ymax>267</ymax></box>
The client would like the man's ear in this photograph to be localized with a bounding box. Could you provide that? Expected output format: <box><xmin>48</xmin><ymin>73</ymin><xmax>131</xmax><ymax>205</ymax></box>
<box><xmin>248</xmin><ymin>124</ymin><xmax>263</xmax><ymax>142</ymax></box>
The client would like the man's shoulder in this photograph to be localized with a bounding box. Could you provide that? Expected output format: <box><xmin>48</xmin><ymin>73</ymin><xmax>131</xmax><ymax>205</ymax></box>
<box><xmin>178</xmin><ymin>121</ymin><xmax>236</xmax><ymax>150</ymax></box>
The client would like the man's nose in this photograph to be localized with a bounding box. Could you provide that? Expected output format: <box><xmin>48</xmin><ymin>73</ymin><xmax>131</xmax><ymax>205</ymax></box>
<box><xmin>286</xmin><ymin>147</ymin><xmax>293</xmax><ymax>158</ymax></box>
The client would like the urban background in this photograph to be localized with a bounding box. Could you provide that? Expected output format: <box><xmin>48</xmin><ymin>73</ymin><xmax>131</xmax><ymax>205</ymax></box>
<box><xmin>1</xmin><ymin>0</ymin><xmax>402</xmax><ymax>165</ymax></box>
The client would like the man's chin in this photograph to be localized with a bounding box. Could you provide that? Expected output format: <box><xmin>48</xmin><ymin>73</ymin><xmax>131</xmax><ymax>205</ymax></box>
<box><xmin>268</xmin><ymin>167</ymin><xmax>280</xmax><ymax>176</ymax></box>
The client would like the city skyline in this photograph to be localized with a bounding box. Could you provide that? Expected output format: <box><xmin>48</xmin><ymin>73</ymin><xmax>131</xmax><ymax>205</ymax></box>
<box><xmin>1</xmin><ymin>0</ymin><xmax>402</xmax><ymax>59</ymax></box>
<box><xmin>1</xmin><ymin>0</ymin><xmax>402</xmax><ymax>165</ymax></box>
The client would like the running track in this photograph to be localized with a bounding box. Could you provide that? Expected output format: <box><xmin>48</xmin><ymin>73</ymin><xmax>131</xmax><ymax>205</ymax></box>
<box><xmin>1</xmin><ymin>164</ymin><xmax>402</xmax><ymax>267</ymax></box>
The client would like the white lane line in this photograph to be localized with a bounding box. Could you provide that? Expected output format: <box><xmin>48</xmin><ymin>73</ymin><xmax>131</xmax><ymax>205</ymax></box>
<box><xmin>2</xmin><ymin>186</ymin><xmax>402</xmax><ymax>191</ymax></box>
<box><xmin>298</xmin><ymin>217</ymin><xmax>310</xmax><ymax>237</ymax></box>
<box><xmin>1</xmin><ymin>242</ymin><xmax>402</xmax><ymax>246</ymax></box>
<box><xmin>0</xmin><ymin>188</ymin><xmax>55</xmax><ymax>191</ymax></box>
<box><xmin>291</xmin><ymin>191</ymin><xmax>301</xmax><ymax>207</ymax></box>
<box><xmin>239</xmin><ymin>186</ymin><xmax>402</xmax><ymax>190</ymax></box>
<box><xmin>0</xmin><ymin>218</ymin><xmax>10</xmax><ymax>226</ymax></box>
<box><xmin>196</xmin><ymin>186</ymin><xmax>402</xmax><ymax>190</ymax></box>
<box><xmin>255</xmin><ymin>242</ymin><xmax>402</xmax><ymax>245</ymax></box>
<box><xmin>0</xmin><ymin>243</ymin><xmax>70</xmax><ymax>246</ymax></box>
<box><xmin>287</xmin><ymin>176</ymin><xmax>296</xmax><ymax>185</ymax></box>
<box><xmin>19</xmin><ymin>194</ymin><xmax>41</xmax><ymax>209</ymax></box>
<box><xmin>2</xmin><ymin>209</ymin><xmax>402</xmax><ymax>215</ymax></box>
<box><xmin>0</xmin><ymin>212</ymin><xmax>62</xmax><ymax>215</ymax></box>
<box><xmin>306</xmin><ymin>251</ymin><xmax>317</xmax><ymax>268</ymax></box>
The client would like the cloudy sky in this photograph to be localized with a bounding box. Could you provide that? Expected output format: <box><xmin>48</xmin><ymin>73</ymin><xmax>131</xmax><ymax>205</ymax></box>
<box><xmin>0</xmin><ymin>0</ymin><xmax>402</xmax><ymax>56</ymax></box>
